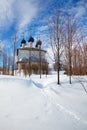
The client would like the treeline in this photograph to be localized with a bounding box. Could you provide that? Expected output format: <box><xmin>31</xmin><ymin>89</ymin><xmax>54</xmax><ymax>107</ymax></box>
<box><xmin>48</xmin><ymin>7</ymin><xmax>87</xmax><ymax>84</ymax></box>
<box><xmin>22</xmin><ymin>63</ymin><xmax>48</xmax><ymax>76</ymax></box>
<box><xmin>64</xmin><ymin>43</ymin><xmax>87</xmax><ymax>75</ymax></box>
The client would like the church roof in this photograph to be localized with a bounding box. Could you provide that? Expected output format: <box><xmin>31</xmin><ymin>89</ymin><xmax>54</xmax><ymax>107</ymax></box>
<box><xmin>37</xmin><ymin>40</ymin><xmax>42</xmax><ymax>45</ymax></box>
<box><xmin>36</xmin><ymin>40</ymin><xmax>42</xmax><ymax>47</ymax></box>
<box><xmin>21</xmin><ymin>39</ymin><xmax>26</xmax><ymax>44</ymax></box>
<box><xmin>28</xmin><ymin>36</ymin><xmax>34</xmax><ymax>43</ymax></box>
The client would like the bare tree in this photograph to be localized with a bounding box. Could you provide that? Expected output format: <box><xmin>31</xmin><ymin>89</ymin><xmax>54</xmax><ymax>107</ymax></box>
<box><xmin>48</xmin><ymin>6</ymin><xmax>67</xmax><ymax>84</ymax></box>
<box><xmin>67</xmin><ymin>17</ymin><xmax>72</xmax><ymax>84</ymax></box>
<box><xmin>12</xmin><ymin>33</ymin><xmax>18</xmax><ymax>76</ymax></box>
<box><xmin>63</xmin><ymin>16</ymin><xmax>81</xmax><ymax>83</ymax></box>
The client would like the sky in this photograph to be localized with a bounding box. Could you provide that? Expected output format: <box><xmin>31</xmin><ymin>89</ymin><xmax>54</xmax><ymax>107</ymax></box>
<box><xmin>0</xmin><ymin>0</ymin><xmax>87</xmax><ymax>56</ymax></box>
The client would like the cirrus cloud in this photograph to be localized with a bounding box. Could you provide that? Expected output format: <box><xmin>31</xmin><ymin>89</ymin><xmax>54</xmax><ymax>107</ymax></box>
<box><xmin>0</xmin><ymin>0</ymin><xmax>39</xmax><ymax>30</ymax></box>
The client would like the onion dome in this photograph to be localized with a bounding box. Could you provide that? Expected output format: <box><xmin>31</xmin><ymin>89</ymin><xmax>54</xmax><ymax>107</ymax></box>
<box><xmin>28</xmin><ymin>36</ymin><xmax>34</xmax><ymax>43</ymax></box>
<box><xmin>21</xmin><ymin>38</ymin><xmax>26</xmax><ymax>47</ymax></box>
<box><xmin>36</xmin><ymin>40</ymin><xmax>42</xmax><ymax>48</ymax></box>
<box><xmin>21</xmin><ymin>39</ymin><xmax>26</xmax><ymax>44</ymax></box>
<box><xmin>37</xmin><ymin>40</ymin><xmax>42</xmax><ymax>45</ymax></box>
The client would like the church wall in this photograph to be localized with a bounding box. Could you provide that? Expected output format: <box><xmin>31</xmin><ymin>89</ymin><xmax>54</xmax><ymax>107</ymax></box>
<box><xmin>17</xmin><ymin>49</ymin><xmax>46</xmax><ymax>62</ymax></box>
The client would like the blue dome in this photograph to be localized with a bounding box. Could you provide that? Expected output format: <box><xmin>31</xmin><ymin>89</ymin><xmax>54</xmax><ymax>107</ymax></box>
<box><xmin>37</xmin><ymin>40</ymin><xmax>42</xmax><ymax>45</ymax></box>
<box><xmin>28</xmin><ymin>36</ymin><xmax>34</xmax><ymax>43</ymax></box>
<box><xmin>36</xmin><ymin>40</ymin><xmax>42</xmax><ymax>47</ymax></box>
<box><xmin>21</xmin><ymin>39</ymin><xmax>26</xmax><ymax>44</ymax></box>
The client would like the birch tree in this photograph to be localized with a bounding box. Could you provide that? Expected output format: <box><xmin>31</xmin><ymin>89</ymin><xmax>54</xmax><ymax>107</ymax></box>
<box><xmin>48</xmin><ymin>9</ymin><xmax>65</xmax><ymax>84</ymax></box>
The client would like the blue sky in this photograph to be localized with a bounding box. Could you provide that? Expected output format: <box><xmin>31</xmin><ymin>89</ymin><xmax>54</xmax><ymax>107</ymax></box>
<box><xmin>0</xmin><ymin>0</ymin><xmax>87</xmax><ymax>53</ymax></box>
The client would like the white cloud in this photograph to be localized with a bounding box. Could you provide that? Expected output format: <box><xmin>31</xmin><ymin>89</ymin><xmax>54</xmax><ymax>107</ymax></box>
<box><xmin>16</xmin><ymin>0</ymin><xmax>38</xmax><ymax>29</ymax></box>
<box><xmin>68</xmin><ymin>0</ymin><xmax>87</xmax><ymax>19</ymax></box>
<box><xmin>69</xmin><ymin>5</ymin><xmax>86</xmax><ymax>19</ymax></box>
<box><xmin>38</xmin><ymin>25</ymin><xmax>48</xmax><ymax>32</ymax></box>
<box><xmin>0</xmin><ymin>0</ymin><xmax>14</xmax><ymax>27</ymax></box>
<box><xmin>0</xmin><ymin>0</ymin><xmax>39</xmax><ymax>30</ymax></box>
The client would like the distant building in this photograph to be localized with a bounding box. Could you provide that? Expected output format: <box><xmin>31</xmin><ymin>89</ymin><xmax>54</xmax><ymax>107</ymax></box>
<box><xmin>16</xmin><ymin>35</ymin><xmax>48</xmax><ymax>75</ymax></box>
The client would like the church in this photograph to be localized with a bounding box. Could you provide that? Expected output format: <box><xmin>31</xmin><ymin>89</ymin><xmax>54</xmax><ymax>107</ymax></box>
<box><xmin>16</xmin><ymin>34</ymin><xmax>48</xmax><ymax>76</ymax></box>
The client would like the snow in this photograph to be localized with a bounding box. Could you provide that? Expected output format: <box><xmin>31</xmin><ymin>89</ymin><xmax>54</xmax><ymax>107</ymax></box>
<box><xmin>0</xmin><ymin>72</ymin><xmax>87</xmax><ymax>130</ymax></box>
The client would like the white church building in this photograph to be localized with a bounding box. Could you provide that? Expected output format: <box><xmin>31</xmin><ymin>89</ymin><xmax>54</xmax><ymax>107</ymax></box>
<box><xmin>16</xmin><ymin>35</ymin><xmax>48</xmax><ymax>75</ymax></box>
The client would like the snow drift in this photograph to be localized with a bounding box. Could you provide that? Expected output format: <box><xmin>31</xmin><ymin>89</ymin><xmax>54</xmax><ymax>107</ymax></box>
<box><xmin>0</xmin><ymin>74</ymin><xmax>87</xmax><ymax>130</ymax></box>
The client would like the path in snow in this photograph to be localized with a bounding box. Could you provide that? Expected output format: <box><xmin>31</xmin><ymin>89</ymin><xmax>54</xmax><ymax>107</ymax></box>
<box><xmin>31</xmin><ymin>75</ymin><xmax>87</xmax><ymax>128</ymax></box>
<box><xmin>0</xmin><ymin>74</ymin><xmax>87</xmax><ymax>130</ymax></box>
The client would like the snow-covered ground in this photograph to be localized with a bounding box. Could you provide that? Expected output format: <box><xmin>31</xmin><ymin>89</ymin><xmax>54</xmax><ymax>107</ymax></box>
<box><xmin>0</xmin><ymin>72</ymin><xmax>87</xmax><ymax>130</ymax></box>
